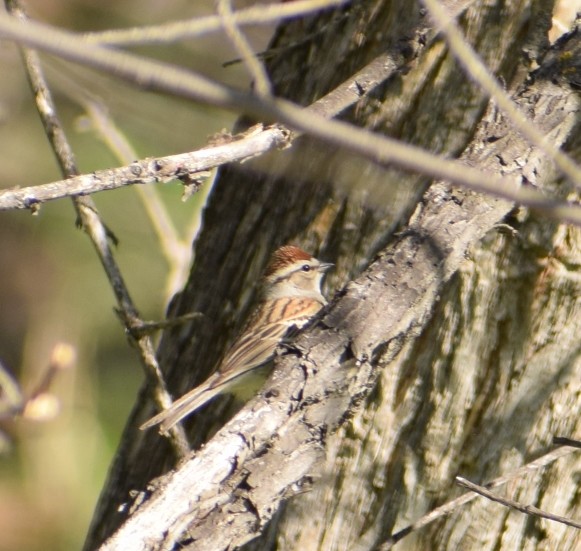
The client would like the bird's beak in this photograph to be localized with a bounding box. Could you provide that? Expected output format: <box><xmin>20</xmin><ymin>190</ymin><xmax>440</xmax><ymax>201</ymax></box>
<box><xmin>319</xmin><ymin>262</ymin><xmax>334</xmax><ymax>272</ymax></box>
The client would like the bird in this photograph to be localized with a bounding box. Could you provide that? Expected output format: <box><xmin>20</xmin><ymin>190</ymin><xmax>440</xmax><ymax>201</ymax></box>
<box><xmin>140</xmin><ymin>245</ymin><xmax>332</xmax><ymax>434</ymax></box>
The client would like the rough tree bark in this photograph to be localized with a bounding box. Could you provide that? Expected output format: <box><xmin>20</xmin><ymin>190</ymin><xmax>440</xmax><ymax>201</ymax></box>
<box><xmin>84</xmin><ymin>1</ymin><xmax>581</xmax><ymax>550</ymax></box>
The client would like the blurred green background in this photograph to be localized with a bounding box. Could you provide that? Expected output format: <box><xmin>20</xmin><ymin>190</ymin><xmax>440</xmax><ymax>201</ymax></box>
<box><xmin>0</xmin><ymin>1</ymin><xmax>272</xmax><ymax>549</ymax></box>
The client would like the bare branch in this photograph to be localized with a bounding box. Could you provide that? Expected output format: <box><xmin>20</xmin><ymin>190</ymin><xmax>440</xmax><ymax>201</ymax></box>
<box><xmin>456</xmin><ymin>475</ymin><xmax>581</xmax><ymax>530</ymax></box>
<box><xmin>0</xmin><ymin>125</ymin><xmax>289</xmax><ymax>211</ymax></box>
<box><xmin>83</xmin><ymin>101</ymin><xmax>183</xmax><ymax>255</ymax></box>
<box><xmin>4</xmin><ymin>111</ymin><xmax>581</xmax><ymax>225</ymax></box>
<box><xmin>1</xmin><ymin>13</ymin><xmax>580</xmax><ymax>227</ymax></box>
<box><xmin>81</xmin><ymin>100</ymin><xmax>194</xmax><ymax>297</ymax></box>
<box><xmin>380</xmin><ymin>445</ymin><xmax>579</xmax><ymax>549</ymax></box>
<box><xmin>217</xmin><ymin>0</ymin><xmax>272</xmax><ymax>97</ymax></box>
<box><xmin>4</xmin><ymin>0</ymin><xmax>191</xmax><ymax>456</ymax></box>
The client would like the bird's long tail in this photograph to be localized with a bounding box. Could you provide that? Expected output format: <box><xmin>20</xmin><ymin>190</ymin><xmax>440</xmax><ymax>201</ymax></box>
<box><xmin>139</xmin><ymin>381</ymin><xmax>224</xmax><ymax>434</ymax></box>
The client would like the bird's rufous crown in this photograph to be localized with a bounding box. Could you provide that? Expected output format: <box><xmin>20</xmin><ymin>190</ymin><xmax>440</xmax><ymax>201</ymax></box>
<box><xmin>264</xmin><ymin>245</ymin><xmax>313</xmax><ymax>277</ymax></box>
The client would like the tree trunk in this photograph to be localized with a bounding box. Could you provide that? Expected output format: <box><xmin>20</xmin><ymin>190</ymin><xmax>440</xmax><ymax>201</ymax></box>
<box><xmin>84</xmin><ymin>1</ymin><xmax>581</xmax><ymax>550</ymax></box>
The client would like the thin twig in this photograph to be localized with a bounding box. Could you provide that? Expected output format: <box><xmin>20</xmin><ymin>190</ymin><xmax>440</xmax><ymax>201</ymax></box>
<box><xmin>456</xmin><ymin>475</ymin><xmax>581</xmax><ymax>530</ymax></box>
<box><xmin>82</xmin><ymin>100</ymin><xmax>194</xmax><ymax>296</ymax></box>
<box><xmin>82</xmin><ymin>0</ymin><xmax>349</xmax><ymax>46</ymax></box>
<box><xmin>1</xmin><ymin>14</ymin><xmax>581</xmax><ymax>227</ymax></box>
<box><xmin>131</xmin><ymin>313</ymin><xmax>205</xmax><ymax>336</ymax></box>
<box><xmin>217</xmin><ymin>0</ymin><xmax>272</xmax><ymax>97</ymax></box>
<box><xmin>380</xmin><ymin>445</ymin><xmax>579</xmax><ymax>549</ymax></box>
<box><xmin>84</xmin><ymin>101</ymin><xmax>183</xmax><ymax>255</ymax></box>
<box><xmin>25</xmin><ymin>343</ymin><xmax>75</xmax><ymax>401</ymax></box>
<box><xmin>4</xmin><ymin>0</ymin><xmax>190</xmax><ymax>457</ymax></box>
<box><xmin>0</xmin><ymin>343</ymin><xmax>74</xmax><ymax>420</ymax></box>
<box><xmin>553</xmin><ymin>436</ymin><xmax>581</xmax><ymax>449</ymax></box>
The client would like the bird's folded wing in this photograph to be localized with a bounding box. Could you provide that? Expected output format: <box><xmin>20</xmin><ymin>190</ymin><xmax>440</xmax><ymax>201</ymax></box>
<box><xmin>215</xmin><ymin>296</ymin><xmax>323</xmax><ymax>381</ymax></box>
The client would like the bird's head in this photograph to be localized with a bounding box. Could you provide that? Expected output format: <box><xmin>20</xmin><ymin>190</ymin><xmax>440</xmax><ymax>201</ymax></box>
<box><xmin>263</xmin><ymin>245</ymin><xmax>333</xmax><ymax>301</ymax></box>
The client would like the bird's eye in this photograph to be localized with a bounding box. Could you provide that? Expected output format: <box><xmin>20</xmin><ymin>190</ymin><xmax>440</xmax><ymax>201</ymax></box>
<box><xmin>301</xmin><ymin>264</ymin><xmax>311</xmax><ymax>272</ymax></box>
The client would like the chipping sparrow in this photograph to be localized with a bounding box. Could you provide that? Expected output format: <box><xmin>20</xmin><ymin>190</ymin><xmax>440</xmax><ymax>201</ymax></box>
<box><xmin>141</xmin><ymin>245</ymin><xmax>332</xmax><ymax>434</ymax></box>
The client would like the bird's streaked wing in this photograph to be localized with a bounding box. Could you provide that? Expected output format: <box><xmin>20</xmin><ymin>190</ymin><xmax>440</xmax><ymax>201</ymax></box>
<box><xmin>214</xmin><ymin>296</ymin><xmax>324</xmax><ymax>382</ymax></box>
